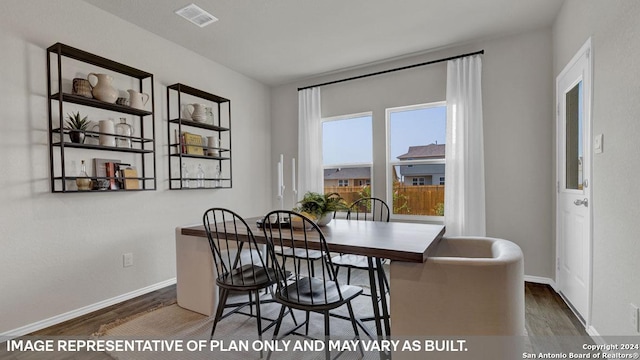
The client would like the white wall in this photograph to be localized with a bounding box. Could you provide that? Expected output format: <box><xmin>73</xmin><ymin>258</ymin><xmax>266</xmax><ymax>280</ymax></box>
<box><xmin>0</xmin><ymin>0</ymin><xmax>272</xmax><ymax>334</ymax></box>
<box><xmin>271</xmin><ymin>28</ymin><xmax>555</xmax><ymax>279</ymax></box>
<box><xmin>553</xmin><ymin>0</ymin><xmax>640</xmax><ymax>336</ymax></box>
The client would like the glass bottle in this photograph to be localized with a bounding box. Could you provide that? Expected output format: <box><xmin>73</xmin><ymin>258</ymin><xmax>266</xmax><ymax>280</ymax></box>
<box><xmin>205</xmin><ymin>107</ymin><xmax>214</xmax><ymax>125</ymax></box>
<box><xmin>181</xmin><ymin>162</ymin><xmax>190</xmax><ymax>188</ymax></box>
<box><xmin>213</xmin><ymin>164</ymin><xmax>221</xmax><ymax>188</ymax></box>
<box><xmin>115</xmin><ymin>117</ymin><xmax>133</xmax><ymax>148</ymax></box>
<box><xmin>76</xmin><ymin>160</ymin><xmax>92</xmax><ymax>191</ymax></box>
<box><xmin>196</xmin><ymin>164</ymin><xmax>205</xmax><ymax>188</ymax></box>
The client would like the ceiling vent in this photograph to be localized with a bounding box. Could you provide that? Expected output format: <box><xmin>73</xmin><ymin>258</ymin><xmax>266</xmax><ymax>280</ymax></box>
<box><xmin>175</xmin><ymin>3</ymin><xmax>218</xmax><ymax>28</ymax></box>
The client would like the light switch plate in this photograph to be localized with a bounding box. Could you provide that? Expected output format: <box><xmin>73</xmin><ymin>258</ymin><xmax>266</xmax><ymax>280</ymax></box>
<box><xmin>594</xmin><ymin>134</ymin><xmax>603</xmax><ymax>153</ymax></box>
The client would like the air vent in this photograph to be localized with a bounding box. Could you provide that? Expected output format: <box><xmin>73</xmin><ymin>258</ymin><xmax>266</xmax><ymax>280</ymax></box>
<box><xmin>175</xmin><ymin>3</ymin><xmax>218</xmax><ymax>28</ymax></box>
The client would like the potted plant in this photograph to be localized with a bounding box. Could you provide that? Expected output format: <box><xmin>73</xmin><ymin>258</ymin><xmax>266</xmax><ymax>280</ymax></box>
<box><xmin>65</xmin><ymin>111</ymin><xmax>90</xmax><ymax>144</ymax></box>
<box><xmin>294</xmin><ymin>191</ymin><xmax>348</xmax><ymax>226</ymax></box>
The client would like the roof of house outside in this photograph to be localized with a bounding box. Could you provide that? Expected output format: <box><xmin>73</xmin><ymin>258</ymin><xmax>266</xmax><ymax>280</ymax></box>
<box><xmin>397</xmin><ymin>144</ymin><xmax>445</xmax><ymax>160</ymax></box>
<box><xmin>398</xmin><ymin>164</ymin><xmax>445</xmax><ymax>176</ymax></box>
<box><xmin>324</xmin><ymin>167</ymin><xmax>371</xmax><ymax>180</ymax></box>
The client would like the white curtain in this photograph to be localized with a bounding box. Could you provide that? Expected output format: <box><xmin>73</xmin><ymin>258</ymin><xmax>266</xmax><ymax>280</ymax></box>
<box><xmin>444</xmin><ymin>55</ymin><xmax>486</xmax><ymax>236</ymax></box>
<box><xmin>297</xmin><ymin>87</ymin><xmax>323</xmax><ymax>197</ymax></box>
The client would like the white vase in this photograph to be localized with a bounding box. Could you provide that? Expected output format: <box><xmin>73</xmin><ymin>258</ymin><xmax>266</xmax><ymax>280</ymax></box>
<box><xmin>87</xmin><ymin>73</ymin><xmax>118</xmax><ymax>103</ymax></box>
<box><xmin>127</xmin><ymin>89</ymin><xmax>149</xmax><ymax>110</ymax></box>
<box><xmin>317</xmin><ymin>213</ymin><xmax>333</xmax><ymax>226</ymax></box>
<box><xmin>187</xmin><ymin>103</ymin><xmax>207</xmax><ymax>122</ymax></box>
<box><xmin>91</xmin><ymin>119</ymin><xmax>116</xmax><ymax>147</ymax></box>
<box><xmin>206</xmin><ymin>136</ymin><xmax>220</xmax><ymax>157</ymax></box>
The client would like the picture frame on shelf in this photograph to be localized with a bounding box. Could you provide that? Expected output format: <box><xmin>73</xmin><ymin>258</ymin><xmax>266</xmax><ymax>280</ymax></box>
<box><xmin>120</xmin><ymin>167</ymin><xmax>139</xmax><ymax>190</ymax></box>
<box><xmin>183</xmin><ymin>132</ymin><xmax>204</xmax><ymax>155</ymax></box>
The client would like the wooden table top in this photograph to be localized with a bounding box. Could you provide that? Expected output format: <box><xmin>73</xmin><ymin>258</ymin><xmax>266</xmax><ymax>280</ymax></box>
<box><xmin>181</xmin><ymin>218</ymin><xmax>445</xmax><ymax>263</ymax></box>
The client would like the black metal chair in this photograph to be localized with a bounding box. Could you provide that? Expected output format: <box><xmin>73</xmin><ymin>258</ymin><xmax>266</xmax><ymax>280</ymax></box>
<box><xmin>262</xmin><ymin>210</ymin><xmax>363</xmax><ymax>360</ymax></box>
<box><xmin>203</xmin><ymin>208</ymin><xmax>285</xmax><ymax>344</ymax></box>
<box><xmin>332</xmin><ymin>197</ymin><xmax>391</xmax><ymax>286</ymax></box>
<box><xmin>274</xmin><ymin>241</ymin><xmax>324</xmax><ymax>277</ymax></box>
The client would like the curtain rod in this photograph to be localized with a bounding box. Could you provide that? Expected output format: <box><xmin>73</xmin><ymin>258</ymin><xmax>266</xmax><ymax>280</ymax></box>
<box><xmin>298</xmin><ymin>50</ymin><xmax>484</xmax><ymax>91</ymax></box>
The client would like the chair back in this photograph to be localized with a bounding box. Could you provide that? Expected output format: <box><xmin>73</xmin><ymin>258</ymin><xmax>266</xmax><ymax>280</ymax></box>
<box><xmin>262</xmin><ymin>210</ymin><xmax>344</xmax><ymax>305</ymax></box>
<box><xmin>348</xmin><ymin>197</ymin><xmax>390</xmax><ymax>222</ymax></box>
<box><xmin>203</xmin><ymin>208</ymin><xmax>270</xmax><ymax>286</ymax></box>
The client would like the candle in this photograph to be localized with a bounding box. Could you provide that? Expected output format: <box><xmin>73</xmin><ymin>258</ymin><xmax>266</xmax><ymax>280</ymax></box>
<box><xmin>277</xmin><ymin>161</ymin><xmax>282</xmax><ymax>197</ymax></box>
<box><xmin>279</xmin><ymin>154</ymin><xmax>284</xmax><ymax>194</ymax></box>
<box><xmin>292</xmin><ymin>157</ymin><xmax>296</xmax><ymax>192</ymax></box>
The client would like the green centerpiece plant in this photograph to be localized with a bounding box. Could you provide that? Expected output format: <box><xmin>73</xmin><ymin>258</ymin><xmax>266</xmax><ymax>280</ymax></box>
<box><xmin>65</xmin><ymin>111</ymin><xmax>91</xmax><ymax>144</ymax></box>
<box><xmin>294</xmin><ymin>191</ymin><xmax>348</xmax><ymax>226</ymax></box>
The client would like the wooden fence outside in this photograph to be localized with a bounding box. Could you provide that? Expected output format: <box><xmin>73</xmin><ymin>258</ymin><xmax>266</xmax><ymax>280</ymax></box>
<box><xmin>324</xmin><ymin>185</ymin><xmax>445</xmax><ymax>216</ymax></box>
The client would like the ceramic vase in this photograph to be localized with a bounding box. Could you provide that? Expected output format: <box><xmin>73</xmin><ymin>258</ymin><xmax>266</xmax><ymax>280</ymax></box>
<box><xmin>69</xmin><ymin>130</ymin><xmax>85</xmax><ymax>144</ymax></box>
<box><xmin>317</xmin><ymin>213</ymin><xmax>333</xmax><ymax>226</ymax></box>
<box><xmin>87</xmin><ymin>73</ymin><xmax>118</xmax><ymax>103</ymax></box>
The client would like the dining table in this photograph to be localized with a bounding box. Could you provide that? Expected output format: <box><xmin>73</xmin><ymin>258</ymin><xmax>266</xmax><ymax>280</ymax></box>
<box><xmin>175</xmin><ymin>217</ymin><xmax>445</xmax><ymax>343</ymax></box>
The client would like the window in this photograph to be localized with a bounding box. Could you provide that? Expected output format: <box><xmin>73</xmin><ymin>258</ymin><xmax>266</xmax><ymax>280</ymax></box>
<box><xmin>322</xmin><ymin>113</ymin><xmax>373</xmax><ymax>206</ymax></box>
<box><xmin>412</xmin><ymin>177</ymin><xmax>426</xmax><ymax>186</ymax></box>
<box><xmin>387</xmin><ymin>102</ymin><xmax>446</xmax><ymax>218</ymax></box>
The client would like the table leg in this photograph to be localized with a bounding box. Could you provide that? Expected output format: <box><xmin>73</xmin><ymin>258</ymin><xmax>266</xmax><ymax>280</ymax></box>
<box><xmin>367</xmin><ymin>256</ymin><xmax>383</xmax><ymax>338</ymax></box>
<box><xmin>375</xmin><ymin>257</ymin><xmax>391</xmax><ymax>337</ymax></box>
<box><xmin>367</xmin><ymin>257</ymin><xmax>392</xmax><ymax>360</ymax></box>
<box><xmin>175</xmin><ymin>227</ymin><xmax>217</xmax><ymax>316</ymax></box>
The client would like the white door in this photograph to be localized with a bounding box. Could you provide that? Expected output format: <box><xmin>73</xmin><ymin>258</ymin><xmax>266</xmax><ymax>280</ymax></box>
<box><xmin>556</xmin><ymin>39</ymin><xmax>592</xmax><ymax>324</ymax></box>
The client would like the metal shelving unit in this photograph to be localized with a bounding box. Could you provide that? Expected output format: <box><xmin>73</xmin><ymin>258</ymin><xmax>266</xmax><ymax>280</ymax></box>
<box><xmin>47</xmin><ymin>42</ymin><xmax>156</xmax><ymax>193</ymax></box>
<box><xmin>167</xmin><ymin>83</ymin><xmax>232</xmax><ymax>190</ymax></box>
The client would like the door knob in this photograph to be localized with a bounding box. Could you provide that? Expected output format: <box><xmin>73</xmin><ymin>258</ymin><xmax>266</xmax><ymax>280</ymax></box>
<box><xmin>574</xmin><ymin>198</ymin><xmax>588</xmax><ymax>207</ymax></box>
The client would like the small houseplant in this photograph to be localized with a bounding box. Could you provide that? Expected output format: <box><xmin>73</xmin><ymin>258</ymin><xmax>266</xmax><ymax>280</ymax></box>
<box><xmin>295</xmin><ymin>191</ymin><xmax>348</xmax><ymax>226</ymax></box>
<box><xmin>65</xmin><ymin>111</ymin><xmax>90</xmax><ymax>144</ymax></box>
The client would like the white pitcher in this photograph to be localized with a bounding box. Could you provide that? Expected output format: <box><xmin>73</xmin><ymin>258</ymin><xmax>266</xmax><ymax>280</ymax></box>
<box><xmin>91</xmin><ymin>119</ymin><xmax>116</xmax><ymax>147</ymax></box>
<box><xmin>127</xmin><ymin>89</ymin><xmax>150</xmax><ymax>110</ymax></box>
<box><xmin>187</xmin><ymin>103</ymin><xmax>207</xmax><ymax>122</ymax></box>
<box><xmin>87</xmin><ymin>73</ymin><xmax>118</xmax><ymax>103</ymax></box>
<box><xmin>206</xmin><ymin>136</ymin><xmax>220</xmax><ymax>157</ymax></box>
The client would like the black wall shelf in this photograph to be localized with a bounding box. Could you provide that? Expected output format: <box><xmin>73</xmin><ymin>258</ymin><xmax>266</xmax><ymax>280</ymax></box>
<box><xmin>47</xmin><ymin>42</ymin><xmax>157</xmax><ymax>193</ymax></box>
<box><xmin>167</xmin><ymin>83</ymin><xmax>232</xmax><ymax>190</ymax></box>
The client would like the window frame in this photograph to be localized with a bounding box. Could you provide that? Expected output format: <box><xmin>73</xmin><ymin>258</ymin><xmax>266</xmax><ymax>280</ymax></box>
<box><xmin>412</xmin><ymin>177</ymin><xmax>426</xmax><ymax>186</ymax></box>
<box><xmin>322</xmin><ymin>112</ymin><xmax>374</xmax><ymax>206</ymax></box>
<box><xmin>385</xmin><ymin>102</ymin><xmax>446</xmax><ymax>222</ymax></box>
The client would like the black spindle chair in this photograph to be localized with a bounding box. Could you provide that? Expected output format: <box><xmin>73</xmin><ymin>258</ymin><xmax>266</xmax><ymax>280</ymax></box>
<box><xmin>203</xmin><ymin>208</ymin><xmax>284</xmax><ymax>343</ymax></box>
<box><xmin>332</xmin><ymin>197</ymin><xmax>391</xmax><ymax>286</ymax></box>
<box><xmin>262</xmin><ymin>210</ymin><xmax>364</xmax><ymax>360</ymax></box>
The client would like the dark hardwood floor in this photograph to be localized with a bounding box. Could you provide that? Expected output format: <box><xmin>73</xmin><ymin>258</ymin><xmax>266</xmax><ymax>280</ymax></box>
<box><xmin>525</xmin><ymin>282</ymin><xmax>593</xmax><ymax>354</ymax></box>
<box><xmin>0</xmin><ymin>285</ymin><xmax>176</xmax><ymax>360</ymax></box>
<box><xmin>28</xmin><ymin>284</ymin><xmax>177</xmax><ymax>337</ymax></box>
<box><xmin>1</xmin><ymin>282</ymin><xmax>591</xmax><ymax>359</ymax></box>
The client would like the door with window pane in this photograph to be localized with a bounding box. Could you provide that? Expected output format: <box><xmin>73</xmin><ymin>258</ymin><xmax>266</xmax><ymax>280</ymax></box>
<box><xmin>556</xmin><ymin>40</ymin><xmax>592</xmax><ymax>324</ymax></box>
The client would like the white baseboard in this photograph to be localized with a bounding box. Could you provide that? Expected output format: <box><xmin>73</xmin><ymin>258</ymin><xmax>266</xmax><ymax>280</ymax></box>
<box><xmin>0</xmin><ymin>278</ymin><xmax>176</xmax><ymax>340</ymax></box>
<box><xmin>0</xmin><ymin>275</ymin><xmax>562</xmax><ymax>340</ymax></box>
<box><xmin>586</xmin><ymin>325</ymin><xmax>601</xmax><ymax>339</ymax></box>
<box><xmin>524</xmin><ymin>275</ymin><xmax>557</xmax><ymax>290</ymax></box>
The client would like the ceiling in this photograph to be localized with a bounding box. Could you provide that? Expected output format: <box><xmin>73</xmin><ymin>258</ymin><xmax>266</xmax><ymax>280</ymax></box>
<box><xmin>84</xmin><ymin>0</ymin><xmax>564</xmax><ymax>86</ymax></box>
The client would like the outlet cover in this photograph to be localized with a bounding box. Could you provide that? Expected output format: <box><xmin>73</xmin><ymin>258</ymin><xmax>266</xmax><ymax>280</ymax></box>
<box><xmin>123</xmin><ymin>253</ymin><xmax>133</xmax><ymax>267</ymax></box>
